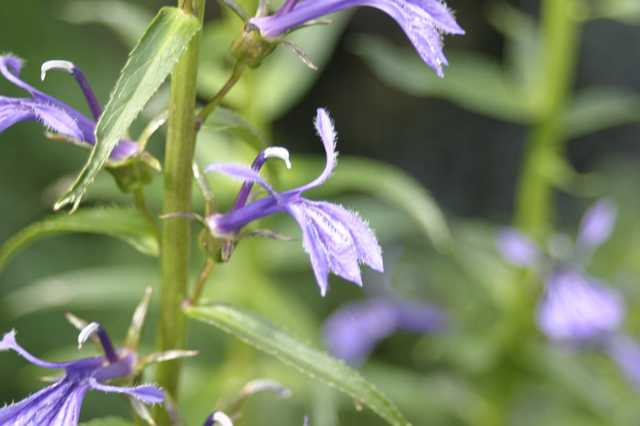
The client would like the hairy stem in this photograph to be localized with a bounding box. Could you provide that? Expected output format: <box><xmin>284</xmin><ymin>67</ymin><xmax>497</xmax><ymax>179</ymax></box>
<box><xmin>155</xmin><ymin>0</ymin><xmax>205</xmax><ymax>419</ymax></box>
<box><xmin>514</xmin><ymin>0</ymin><xmax>581</xmax><ymax>240</ymax></box>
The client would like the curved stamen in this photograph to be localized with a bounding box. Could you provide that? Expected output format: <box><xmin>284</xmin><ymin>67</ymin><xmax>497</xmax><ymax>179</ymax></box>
<box><xmin>41</xmin><ymin>60</ymin><xmax>103</xmax><ymax>120</ymax></box>
<box><xmin>233</xmin><ymin>146</ymin><xmax>291</xmax><ymax>209</ymax></box>
<box><xmin>78</xmin><ymin>322</ymin><xmax>119</xmax><ymax>364</ymax></box>
<box><xmin>204</xmin><ymin>411</ymin><xmax>234</xmax><ymax>426</ymax></box>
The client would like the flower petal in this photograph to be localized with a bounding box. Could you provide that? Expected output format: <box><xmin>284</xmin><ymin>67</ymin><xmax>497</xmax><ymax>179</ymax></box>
<box><xmin>297</xmin><ymin>108</ymin><xmax>338</xmax><ymax>192</ymax></box>
<box><xmin>311</xmin><ymin>201</ymin><xmax>383</xmax><ymax>272</ymax></box>
<box><xmin>0</xmin><ymin>330</ymin><xmax>67</xmax><ymax>370</ymax></box>
<box><xmin>497</xmin><ymin>228</ymin><xmax>541</xmax><ymax>268</ymax></box>
<box><xmin>537</xmin><ymin>271</ymin><xmax>624</xmax><ymax>343</ymax></box>
<box><xmin>607</xmin><ymin>335</ymin><xmax>640</xmax><ymax>389</ymax></box>
<box><xmin>205</xmin><ymin>163</ymin><xmax>277</xmax><ymax>197</ymax></box>
<box><xmin>89</xmin><ymin>378</ymin><xmax>165</xmax><ymax>405</ymax></box>
<box><xmin>577</xmin><ymin>199</ymin><xmax>617</xmax><ymax>251</ymax></box>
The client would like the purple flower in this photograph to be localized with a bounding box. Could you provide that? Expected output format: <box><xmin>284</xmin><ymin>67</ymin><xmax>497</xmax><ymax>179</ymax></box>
<box><xmin>0</xmin><ymin>323</ymin><xmax>164</xmax><ymax>425</ymax></box>
<box><xmin>497</xmin><ymin>200</ymin><xmax>620</xmax><ymax>344</ymax></box>
<box><xmin>205</xmin><ymin>108</ymin><xmax>383</xmax><ymax>296</ymax></box>
<box><xmin>324</xmin><ymin>297</ymin><xmax>445</xmax><ymax>365</ymax></box>
<box><xmin>248</xmin><ymin>0</ymin><xmax>465</xmax><ymax>77</ymax></box>
<box><xmin>537</xmin><ymin>270</ymin><xmax>624</xmax><ymax>344</ymax></box>
<box><xmin>0</xmin><ymin>55</ymin><xmax>138</xmax><ymax>161</ymax></box>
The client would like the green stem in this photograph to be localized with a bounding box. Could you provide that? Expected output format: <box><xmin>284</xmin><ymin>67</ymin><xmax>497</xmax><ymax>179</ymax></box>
<box><xmin>189</xmin><ymin>257</ymin><xmax>215</xmax><ymax>305</ymax></box>
<box><xmin>195</xmin><ymin>60</ymin><xmax>246</xmax><ymax>129</ymax></box>
<box><xmin>514</xmin><ymin>0</ymin><xmax>581</xmax><ymax>240</ymax></box>
<box><xmin>155</xmin><ymin>0</ymin><xmax>205</xmax><ymax>419</ymax></box>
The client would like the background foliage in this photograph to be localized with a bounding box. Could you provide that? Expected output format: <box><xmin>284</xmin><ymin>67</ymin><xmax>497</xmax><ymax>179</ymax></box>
<box><xmin>1</xmin><ymin>0</ymin><xmax>640</xmax><ymax>425</ymax></box>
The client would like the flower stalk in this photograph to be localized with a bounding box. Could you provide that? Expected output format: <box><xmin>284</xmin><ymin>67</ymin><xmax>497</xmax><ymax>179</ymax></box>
<box><xmin>156</xmin><ymin>0</ymin><xmax>205</xmax><ymax>420</ymax></box>
<box><xmin>514</xmin><ymin>0</ymin><xmax>581</xmax><ymax>240</ymax></box>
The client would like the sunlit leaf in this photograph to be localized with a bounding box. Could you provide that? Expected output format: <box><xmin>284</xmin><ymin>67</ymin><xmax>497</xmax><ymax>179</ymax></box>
<box><xmin>62</xmin><ymin>0</ymin><xmax>153</xmax><ymax>47</ymax></box>
<box><xmin>352</xmin><ymin>35</ymin><xmax>533</xmax><ymax>123</ymax></box>
<box><xmin>2</xmin><ymin>266</ymin><xmax>155</xmax><ymax>318</ymax></box>
<box><xmin>0</xmin><ymin>207</ymin><xmax>159</xmax><ymax>270</ymax></box>
<box><xmin>55</xmin><ymin>7</ymin><xmax>201</xmax><ymax>211</ymax></box>
<box><xmin>186</xmin><ymin>304</ymin><xmax>411</xmax><ymax>426</ymax></box>
<box><xmin>565</xmin><ymin>87</ymin><xmax>640</xmax><ymax>138</ymax></box>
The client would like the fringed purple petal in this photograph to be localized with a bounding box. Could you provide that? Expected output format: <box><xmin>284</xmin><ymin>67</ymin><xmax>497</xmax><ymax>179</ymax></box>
<box><xmin>577</xmin><ymin>199</ymin><xmax>617</xmax><ymax>251</ymax></box>
<box><xmin>205</xmin><ymin>163</ymin><xmax>277</xmax><ymax>197</ymax></box>
<box><xmin>0</xmin><ymin>98</ymin><xmax>33</xmax><ymax>133</ymax></box>
<box><xmin>297</xmin><ymin>108</ymin><xmax>338</xmax><ymax>193</ymax></box>
<box><xmin>287</xmin><ymin>203</ymin><xmax>332</xmax><ymax>296</ymax></box>
<box><xmin>0</xmin><ymin>379</ymin><xmax>89</xmax><ymax>426</ymax></box>
<box><xmin>290</xmin><ymin>200</ymin><xmax>364</xmax><ymax>291</ymax></box>
<box><xmin>497</xmin><ymin>228</ymin><xmax>541</xmax><ymax>268</ymax></box>
<box><xmin>249</xmin><ymin>0</ymin><xmax>464</xmax><ymax>76</ymax></box>
<box><xmin>89</xmin><ymin>379</ymin><xmax>165</xmax><ymax>404</ymax></box>
<box><xmin>309</xmin><ymin>201</ymin><xmax>383</xmax><ymax>272</ymax></box>
<box><xmin>607</xmin><ymin>335</ymin><xmax>640</xmax><ymax>389</ymax></box>
<box><xmin>0</xmin><ymin>330</ymin><xmax>67</xmax><ymax>370</ymax></box>
<box><xmin>537</xmin><ymin>271</ymin><xmax>624</xmax><ymax>344</ymax></box>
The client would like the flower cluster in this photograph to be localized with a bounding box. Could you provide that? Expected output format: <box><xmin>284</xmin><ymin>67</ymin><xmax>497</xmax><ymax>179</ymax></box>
<box><xmin>497</xmin><ymin>201</ymin><xmax>640</xmax><ymax>387</ymax></box>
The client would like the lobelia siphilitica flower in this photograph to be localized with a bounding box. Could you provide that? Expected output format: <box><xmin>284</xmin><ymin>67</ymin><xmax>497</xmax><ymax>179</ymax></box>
<box><xmin>324</xmin><ymin>296</ymin><xmax>445</xmax><ymax>365</ymax></box>
<box><xmin>0</xmin><ymin>323</ymin><xmax>163</xmax><ymax>425</ymax></box>
<box><xmin>235</xmin><ymin>0</ymin><xmax>464</xmax><ymax>76</ymax></box>
<box><xmin>497</xmin><ymin>200</ymin><xmax>640</xmax><ymax>388</ymax></box>
<box><xmin>204</xmin><ymin>108</ymin><xmax>383</xmax><ymax>296</ymax></box>
<box><xmin>0</xmin><ymin>55</ymin><xmax>159</xmax><ymax>193</ymax></box>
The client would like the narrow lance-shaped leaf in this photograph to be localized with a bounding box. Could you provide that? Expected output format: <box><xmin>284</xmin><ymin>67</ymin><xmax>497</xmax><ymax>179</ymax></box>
<box><xmin>0</xmin><ymin>207</ymin><xmax>159</xmax><ymax>270</ymax></box>
<box><xmin>186</xmin><ymin>304</ymin><xmax>412</xmax><ymax>426</ymax></box>
<box><xmin>55</xmin><ymin>7</ymin><xmax>201</xmax><ymax>211</ymax></box>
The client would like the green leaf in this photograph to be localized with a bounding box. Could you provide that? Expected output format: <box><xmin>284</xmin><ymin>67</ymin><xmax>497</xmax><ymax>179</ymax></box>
<box><xmin>186</xmin><ymin>304</ymin><xmax>411</xmax><ymax>426</ymax></box>
<box><xmin>55</xmin><ymin>7</ymin><xmax>201</xmax><ymax>211</ymax></box>
<box><xmin>80</xmin><ymin>417</ymin><xmax>134</xmax><ymax>426</ymax></box>
<box><xmin>2</xmin><ymin>266</ymin><xmax>154</xmax><ymax>318</ymax></box>
<box><xmin>352</xmin><ymin>35</ymin><xmax>534</xmax><ymax>123</ymax></box>
<box><xmin>564</xmin><ymin>87</ymin><xmax>640</xmax><ymax>138</ymax></box>
<box><xmin>0</xmin><ymin>207</ymin><xmax>159</xmax><ymax>270</ymax></box>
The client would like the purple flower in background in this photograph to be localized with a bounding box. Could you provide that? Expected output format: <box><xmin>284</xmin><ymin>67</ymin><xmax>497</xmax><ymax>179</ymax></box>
<box><xmin>497</xmin><ymin>200</ymin><xmax>640</xmax><ymax>389</ymax></box>
<box><xmin>206</xmin><ymin>108</ymin><xmax>383</xmax><ymax>296</ymax></box>
<box><xmin>0</xmin><ymin>323</ymin><xmax>164</xmax><ymax>425</ymax></box>
<box><xmin>0</xmin><ymin>55</ymin><xmax>138</xmax><ymax>161</ymax></box>
<box><xmin>249</xmin><ymin>0</ymin><xmax>465</xmax><ymax>77</ymax></box>
<box><xmin>324</xmin><ymin>297</ymin><xmax>445</xmax><ymax>365</ymax></box>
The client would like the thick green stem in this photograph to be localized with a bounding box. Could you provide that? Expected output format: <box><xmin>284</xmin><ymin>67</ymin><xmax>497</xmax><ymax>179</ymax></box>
<box><xmin>514</xmin><ymin>0</ymin><xmax>581</xmax><ymax>240</ymax></box>
<box><xmin>156</xmin><ymin>0</ymin><xmax>205</xmax><ymax>417</ymax></box>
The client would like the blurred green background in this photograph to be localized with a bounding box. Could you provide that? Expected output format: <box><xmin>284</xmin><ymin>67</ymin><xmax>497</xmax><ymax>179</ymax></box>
<box><xmin>2</xmin><ymin>0</ymin><xmax>640</xmax><ymax>425</ymax></box>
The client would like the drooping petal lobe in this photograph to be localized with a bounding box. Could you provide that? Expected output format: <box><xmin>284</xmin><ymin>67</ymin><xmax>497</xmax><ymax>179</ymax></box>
<box><xmin>497</xmin><ymin>229</ymin><xmax>541</xmax><ymax>268</ymax></box>
<box><xmin>89</xmin><ymin>379</ymin><xmax>165</xmax><ymax>404</ymax></box>
<box><xmin>0</xmin><ymin>330</ymin><xmax>67</xmax><ymax>369</ymax></box>
<box><xmin>577</xmin><ymin>199</ymin><xmax>617</xmax><ymax>251</ymax></box>
<box><xmin>537</xmin><ymin>271</ymin><xmax>624</xmax><ymax>343</ymax></box>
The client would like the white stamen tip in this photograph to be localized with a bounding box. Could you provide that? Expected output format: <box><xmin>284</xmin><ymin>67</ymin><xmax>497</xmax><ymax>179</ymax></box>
<box><xmin>41</xmin><ymin>60</ymin><xmax>74</xmax><ymax>81</ymax></box>
<box><xmin>264</xmin><ymin>146</ymin><xmax>292</xmax><ymax>169</ymax></box>
<box><xmin>212</xmin><ymin>411</ymin><xmax>234</xmax><ymax>426</ymax></box>
<box><xmin>78</xmin><ymin>322</ymin><xmax>100</xmax><ymax>349</ymax></box>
